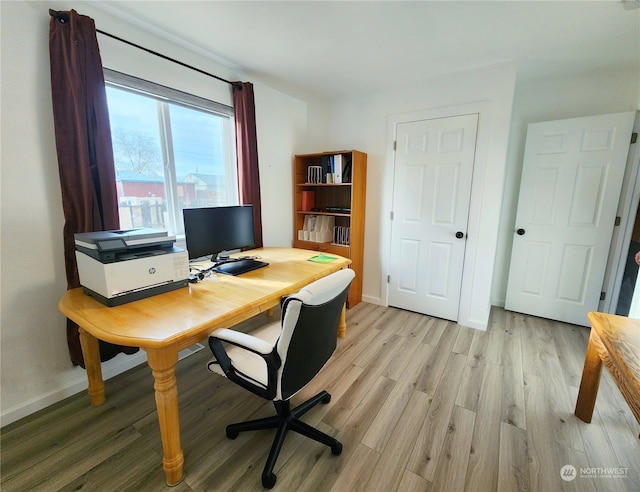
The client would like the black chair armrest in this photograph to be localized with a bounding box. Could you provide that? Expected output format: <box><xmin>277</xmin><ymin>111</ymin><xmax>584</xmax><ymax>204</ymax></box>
<box><xmin>208</xmin><ymin>329</ymin><xmax>281</xmax><ymax>400</ymax></box>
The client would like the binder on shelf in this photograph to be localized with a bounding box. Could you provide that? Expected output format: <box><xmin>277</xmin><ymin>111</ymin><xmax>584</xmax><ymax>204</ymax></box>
<box><xmin>301</xmin><ymin>191</ymin><xmax>315</xmax><ymax>211</ymax></box>
<box><xmin>321</xmin><ymin>156</ymin><xmax>332</xmax><ymax>183</ymax></box>
<box><xmin>333</xmin><ymin>154</ymin><xmax>343</xmax><ymax>183</ymax></box>
<box><xmin>342</xmin><ymin>156</ymin><xmax>352</xmax><ymax>183</ymax></box>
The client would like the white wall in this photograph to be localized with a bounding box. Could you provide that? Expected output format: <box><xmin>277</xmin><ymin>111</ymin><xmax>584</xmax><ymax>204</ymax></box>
<box><xmin>316</xmin><ymin>63</ymin><xmax>517</xmax><ymax>330</ymax></box>
<box><xmin>492</xmin><ymin>68</ymin><xmax>640</xmax><ymax>306</ymax></box>
<box><xmin>0</xmin><ymin>0</ymin><xmax>307</xmax><ymax>425</ymax></box>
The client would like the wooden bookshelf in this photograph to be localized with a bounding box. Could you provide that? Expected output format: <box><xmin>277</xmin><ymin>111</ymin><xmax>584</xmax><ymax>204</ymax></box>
<box><xmin>293</xmin><ymin>150</ymin><xmax>367</xmax><ymax>307</ymax></box>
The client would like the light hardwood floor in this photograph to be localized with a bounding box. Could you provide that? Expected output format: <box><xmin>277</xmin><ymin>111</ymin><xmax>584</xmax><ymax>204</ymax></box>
<box><xmin>2</xmin><ymin>304</ymin><xmax>639</xmax><ymax>491</ymax></box>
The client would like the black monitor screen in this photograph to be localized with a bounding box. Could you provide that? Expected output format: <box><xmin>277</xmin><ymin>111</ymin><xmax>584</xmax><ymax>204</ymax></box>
<box><xmin>183</xmin><ymin>205</ymin><xmax>255</xmax><ymax>261</ymax></box>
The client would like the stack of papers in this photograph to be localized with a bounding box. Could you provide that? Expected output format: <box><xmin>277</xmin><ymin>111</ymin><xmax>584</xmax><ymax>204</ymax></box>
<box><xmin>308</xmin><ymin>254</ymin><xmax>338</xmax><ymax>264</ymax></box>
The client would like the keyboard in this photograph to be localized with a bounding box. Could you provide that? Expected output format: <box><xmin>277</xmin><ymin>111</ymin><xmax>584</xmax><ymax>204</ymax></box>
<box><xmin>213</xmin><ymin>258</ymin><xmax>268</xmax><ymax>276</ymax></box>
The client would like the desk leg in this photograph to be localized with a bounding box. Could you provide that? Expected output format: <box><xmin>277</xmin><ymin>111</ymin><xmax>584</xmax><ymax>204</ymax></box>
<box><xmin>575</xmin><ymin>329</ymin><xmax>604</xmax><ymax>423</ymax></box>
<box><xmin>78</xmin><ymin>328</ymin><xmax>105</xmax><ymax>406</ymax></box>
<box><xmin>338</xmin><ymin>305</ymin><xmax>347</xmax><ymax>338</ymax></box>
<box><xmin>146</xmin><ymin>347</ymin><xmax>184</xmax><ymax>486</ymax></box>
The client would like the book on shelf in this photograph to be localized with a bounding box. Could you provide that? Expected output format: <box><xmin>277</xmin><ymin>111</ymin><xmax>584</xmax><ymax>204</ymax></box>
<box><xmin>326</xmin><ymin>206</ymin><xmax>350</xmax><ymax>214</ymax></box>
<box><xmin>301</xmin><ymin>190</ymin><xmax>315</xmax><ymax>211</ymax></box>
<box><xmin>321</xmin><ymin>155</ymin><xmax>331</xmax><ymax>183</ymax></box>
<box><xmin>342</xmin><ymin>155</ymin><xmax>352</xmax><ymax>183</ymax></box>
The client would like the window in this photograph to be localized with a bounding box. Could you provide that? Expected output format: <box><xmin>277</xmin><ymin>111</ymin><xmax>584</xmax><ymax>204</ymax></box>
<box><xmin>104</xmin><ymin>69</ymin><xmax>237</xmax><ymax>236</ymax></box>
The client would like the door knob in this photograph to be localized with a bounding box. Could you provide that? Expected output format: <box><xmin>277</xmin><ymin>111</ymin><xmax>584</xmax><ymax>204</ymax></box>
<box><xmin>516</xmin><ymin>228</ymin><xmax>525</xmax><ymax>236</ymax></box>
<box><xmin>455</xmin><ymin>231</ymin><xmax>464</xmax><ymax>239</ymax></box>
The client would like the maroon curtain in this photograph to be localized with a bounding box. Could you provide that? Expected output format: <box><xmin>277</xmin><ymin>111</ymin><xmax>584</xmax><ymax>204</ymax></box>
<box><xmin>232</xmin><ymin>82</ymin><xmax>263</xmax><ymax>248</ymax></box>
<box><xmin>49</xmin><ymin>10</ymin><xmax>137</xmax><ymax>367</ymax></box>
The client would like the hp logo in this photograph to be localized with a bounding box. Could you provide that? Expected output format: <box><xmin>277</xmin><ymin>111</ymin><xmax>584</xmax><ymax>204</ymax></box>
<box><xmin>148</xmin><ymin>267</ymin><xmax>156</xmax><ymax>275</ymax></box>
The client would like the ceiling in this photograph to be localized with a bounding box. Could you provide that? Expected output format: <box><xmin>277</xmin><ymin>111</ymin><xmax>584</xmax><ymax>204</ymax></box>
<box><xmin>93</xmin><ymin>1</ymin><xmax>639</xmax><ymax>100</ymax></box>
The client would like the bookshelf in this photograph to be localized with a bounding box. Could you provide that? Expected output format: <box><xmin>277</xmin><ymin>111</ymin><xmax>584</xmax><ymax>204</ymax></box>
<box><xmin>293</xmin><ymin>150</ymin><xmax>367</xmax><ymax>307</ymax></box>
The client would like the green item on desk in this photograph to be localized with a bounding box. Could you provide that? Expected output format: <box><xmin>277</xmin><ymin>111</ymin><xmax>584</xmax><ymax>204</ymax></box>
<box><xmin>308</xmin><ymin>253</ymin><xmax>338</xmax><ymax>264</ymax></box>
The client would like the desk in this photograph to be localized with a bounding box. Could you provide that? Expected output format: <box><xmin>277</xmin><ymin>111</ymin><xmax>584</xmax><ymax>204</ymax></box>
<box><xmin>58</xmin><ymin>247</ymin><xmax>351</xmax><ymax>485</ymax></box>
<box><xmin>574</xmin><ymin>312</ymin><xmax>640</xmax><ymax>427</ymax></box>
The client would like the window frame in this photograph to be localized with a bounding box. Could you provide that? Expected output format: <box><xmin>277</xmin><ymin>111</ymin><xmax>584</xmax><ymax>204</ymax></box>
<box><xmin>103</xmin><ymin>68</ymin><xmax>238</xmax><ymax>237</ymax></box>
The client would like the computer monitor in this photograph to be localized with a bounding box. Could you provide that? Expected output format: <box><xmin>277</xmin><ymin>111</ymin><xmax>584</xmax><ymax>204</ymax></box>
<box><xmin>183</xmin><ymin>205</ymin><xmax>255</xmax><ymax>261</ymax></box>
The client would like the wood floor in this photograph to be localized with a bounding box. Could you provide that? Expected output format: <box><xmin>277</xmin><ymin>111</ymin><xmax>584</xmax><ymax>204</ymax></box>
<box><xmin>2</xmin><ymin>304</ymin><xmax>639</xmax><ymax>491</ymax></box>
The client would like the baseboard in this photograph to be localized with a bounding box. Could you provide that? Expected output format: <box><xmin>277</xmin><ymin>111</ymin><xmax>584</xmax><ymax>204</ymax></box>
<box><xmin>1</xmin><ymin>343</ymin><xmax>209</xmax><ymax>428</ymax></box>
<box><xmin>361</xmin><ymin>294</ymin><xmax>383</xmax><ymax>306</ymax></box>
<box><xmin>1</xmin><ymin>351</ymin><xmax>148</xmax><ymax>428</ymax></box>
<box><xmin>492</xmin><ymin>298</ymin><xmax>506</xmax><ymax>308</ymax></box>
<box><xmin>458</xmin><ymin>317</ymin><xmax>489</xmax><ymax>331</ymax></box>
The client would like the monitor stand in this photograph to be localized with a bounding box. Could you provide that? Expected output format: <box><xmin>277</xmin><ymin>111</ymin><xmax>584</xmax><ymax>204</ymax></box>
<box><xmin>212</xmin><ymin>250</ymin><xmax>241</xmax><ymax>264</ymax></box>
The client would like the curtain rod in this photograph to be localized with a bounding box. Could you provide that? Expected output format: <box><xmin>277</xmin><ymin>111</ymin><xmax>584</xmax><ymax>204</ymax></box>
<box><xmin>49</xmin><ymin>9</ymin><xmax>243</xmax><ymax>90</ymax></box>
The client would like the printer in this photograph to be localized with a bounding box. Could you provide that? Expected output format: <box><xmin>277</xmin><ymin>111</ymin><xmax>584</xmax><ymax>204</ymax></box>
<box><xmin>74</xmin><ymin>228</ymin><xmax>189</xmax><ymax>306</ymax></box>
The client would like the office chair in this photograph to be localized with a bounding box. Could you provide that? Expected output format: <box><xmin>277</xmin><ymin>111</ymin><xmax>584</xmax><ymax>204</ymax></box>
<box><xmin>207</xmin><ymin>268</ymin><xmax>355</xmax><ymax>488</ymax></box>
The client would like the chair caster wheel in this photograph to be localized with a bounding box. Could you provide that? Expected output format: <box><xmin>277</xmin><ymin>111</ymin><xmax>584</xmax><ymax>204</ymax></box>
<box><xmin>226</xmin><ymin>428</ymin><xmax>239</xmax><ymax>439</ymax></box>
<box><xmin>322</xmin><ymin>393</ymin><xmax>331</xmax><ymax>404</ymax></box>
<box><xmin>331</xmin><ymin>441</ymin><xmax>343</xmax><ymax>455</ymax></box>
<box><xmin>262</xmin><ymin>472</ymin><xmax>277</xmax><ymax>489</ymax></box>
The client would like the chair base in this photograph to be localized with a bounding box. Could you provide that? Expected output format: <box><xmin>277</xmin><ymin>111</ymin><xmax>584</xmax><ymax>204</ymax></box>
<box><xmin>226</xmin><ymin>390</ymin><xmax>342</xmax><ymax>489</ymax></box>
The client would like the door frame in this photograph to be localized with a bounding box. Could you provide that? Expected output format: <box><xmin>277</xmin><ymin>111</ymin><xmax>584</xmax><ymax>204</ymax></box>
<box><xmin>382</xmin><ymin>101</ymin><xmax>494</xmax><ymax>330</ymax></box>
<box><xmin>600</xmin><ymin>111</ymin><xmax>640</xmax><ymax>313</ymax></box>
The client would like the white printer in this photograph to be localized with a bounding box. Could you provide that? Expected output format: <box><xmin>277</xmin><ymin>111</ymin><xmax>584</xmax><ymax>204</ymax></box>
<box><xmin>74</xmin><ymin>228</ymin><xmax>189</xmax><ymax>306</ymax></box>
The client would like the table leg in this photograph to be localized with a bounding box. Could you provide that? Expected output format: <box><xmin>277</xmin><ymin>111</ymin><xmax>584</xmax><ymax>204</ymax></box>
<box><xmin>78</xmin><ymin>328</ymin><xmax>105</xmax><ymax>406</ymax></box>
<box><xmin>338</xmin><ymin>305</ymin><xmax>347</xmax><ymax>338</ymax></box>
<box><xmin>146</xmin><ymin>347</ymin><xmax>184</xmax><ymax>486</ymax></box>
<box><xmin>575</xmin><ymin>329</ymin><xmax>604</xmax><ymax>423</ymax></box>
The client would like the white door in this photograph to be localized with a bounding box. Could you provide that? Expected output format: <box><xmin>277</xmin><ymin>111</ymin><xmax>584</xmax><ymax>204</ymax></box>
<box><xmin>388</xmin><ymin>113</ymin><xmax>478</xmax><ymax>321</ymax></box>
<box><xmin>505</xmin><ymin>112</ymin><xmax>635</xmax><ymax>326</ymax></box>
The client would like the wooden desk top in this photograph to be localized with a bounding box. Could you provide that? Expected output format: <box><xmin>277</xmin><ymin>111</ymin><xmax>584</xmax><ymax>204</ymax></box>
<box><xmin>587</xmin><ymin>312</ymin><xmax>640</xmax><ymax>390</ymax></box>
<box><xmin>59</xmin><ymin>248</ymin><xmax>350</xmax><ymax>350</ymax></box>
